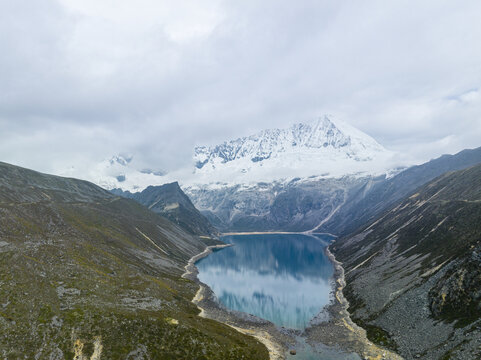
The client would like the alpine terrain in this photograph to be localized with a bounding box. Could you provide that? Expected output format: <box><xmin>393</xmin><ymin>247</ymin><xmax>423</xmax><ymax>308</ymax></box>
<box><xmin>0</xmin><ymin>161</ymin><xmax>267</xmax><ymax>359</ymax></box>
<box><xmin>331</xmin><ymin>163</ymin><xmax>481</xmax><ymax>359</ymax></box>
<box><xmin>112</xmin><ymin>182</ymin><xmax>218</xmax><ymax>238</ymax></box>
<box><xmin>185</xmin><ymin>116</ymin><xmax>399</xmax><ymax>232</ymax></box>
<box><xmin>185</xmin><ymin>119</ymin><xmax>481</xmax><ymax>235</ymax></box>
<box><xmin>38</xmin><ymin>116</ymin><xmax>481</xmax><ymax>360</ymax></box>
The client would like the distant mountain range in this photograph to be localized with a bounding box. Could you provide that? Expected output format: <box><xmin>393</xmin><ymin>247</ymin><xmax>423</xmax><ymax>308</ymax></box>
<box><xmin>69</xmin><ymin>118</ymin><xmax>481</xmax><ymax>240</ymax></box>
<box><xmin>69</xmin><ymin>116</ymin><xmax>402</xmax><ymax>192</ymax></box>
<box><xmin>60</xmin><ymin>154</ymin><xmax>168</xmax><ymax>192</ymax></box>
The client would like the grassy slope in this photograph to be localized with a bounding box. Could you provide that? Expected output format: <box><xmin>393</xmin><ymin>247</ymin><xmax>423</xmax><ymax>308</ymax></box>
<box><xmin>0</xmin><ymin>162</ymin><xmax>268</xmax><ymax>359</ymax></box>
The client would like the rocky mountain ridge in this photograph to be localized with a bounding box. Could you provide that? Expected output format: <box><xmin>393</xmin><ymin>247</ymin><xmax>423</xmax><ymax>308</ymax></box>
<box><xmin>331</xmin><ymin>163</ymin><xmax>481</xmax><ymax>359</ymax></box>
<box><xmin>112</xmin><ymin>182</ymin><xmax>218</xmax><ymax>238</ymax></box>
<box><xmin>195</xmin><ymin>117</ymin><xmax>384</xmax><ymax>168</ymax></box>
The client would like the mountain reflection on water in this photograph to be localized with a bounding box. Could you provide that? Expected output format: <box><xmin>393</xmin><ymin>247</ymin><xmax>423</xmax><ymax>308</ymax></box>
<box><xmin>196</xmin><ymin>234</ymin><xmax>334</xmax><ymax>329</ymax></box>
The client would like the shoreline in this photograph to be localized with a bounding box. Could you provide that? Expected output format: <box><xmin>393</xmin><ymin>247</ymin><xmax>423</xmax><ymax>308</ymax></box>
<box><xmin>182</xmin><ymin>244</ymin><xmax>291</xmax><ymax>360</ymax></box>
<box><xmin>181</xmin><ymin>243</ymin><xmax>232</xmax><ymax>281</ymax></box>
<box><xmin>304</xmin><ymin>246</ymin><xmax>403</xmax><ymax>360</ymax></box>
<box><xmin>182</xmin><ymin>237</ymin><xmax>402</xmax><ymax>360</ymax></box>
<box><xmin>222</xmin><ymin>231</ymin><xmax>338</xmax><ymax>237</ymax></box>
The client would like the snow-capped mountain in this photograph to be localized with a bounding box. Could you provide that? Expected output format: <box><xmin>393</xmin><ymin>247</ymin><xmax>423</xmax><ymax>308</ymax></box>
<box><xmin>60</xmin><ymin>154</ymin><xmax>168</xmax><ymax>192</ymax></box>
<box><xmin>62</xmin><ymin>116</ymin><xmax>400</xmax><ymax>192</ymax></box>
<box><xmin>192</xmin><ymin>116</ymin><xmax>396</xmax><ymax>184</ymax></box>
<box><xmin>184</xmin><ymin>116</ymin><xmax>403</xmax><ymax>232</ymax></box>
<box><xmin>57</xmin><ymin>117</ymin><xmax>409</xmax><ymax>233</ymax></box>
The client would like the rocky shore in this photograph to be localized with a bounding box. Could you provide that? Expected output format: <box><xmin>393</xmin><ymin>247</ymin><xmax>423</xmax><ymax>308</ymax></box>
<box><xmin>305</xmin><ymin>247</ymin><xmax>403</xmax><ymax>360</ymax></box>
<box><xmin>183</xmin><ymin>240</ymin><xmax>407</xmax><ymax>359</ymax></box>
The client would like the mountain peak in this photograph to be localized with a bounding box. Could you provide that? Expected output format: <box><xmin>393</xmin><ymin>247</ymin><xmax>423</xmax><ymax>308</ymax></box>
<box><xmin>192</xmin><ymin>116</ymin><xmax>392</xmax><ymax>183</ymax></box>
<box><xmin>109</xmin><ymin>153</ymin><xmax>133</xmax><ymax>166</ymax></box>
<box><xmin>61</xmin><ymin>117</ymin><xmax>397</xmax><ymax>190</ymax></box>
<box><xmin>289</xmin><ymin>116</ymin><xmax>351</xmax><ymax>149</ymax></box>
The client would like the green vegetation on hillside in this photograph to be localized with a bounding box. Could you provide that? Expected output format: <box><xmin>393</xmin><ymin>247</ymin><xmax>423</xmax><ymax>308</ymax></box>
<box><xmin>0</xmin><ymin>162</ymin><xmax>268</xmax><ymax>359</ymax></box>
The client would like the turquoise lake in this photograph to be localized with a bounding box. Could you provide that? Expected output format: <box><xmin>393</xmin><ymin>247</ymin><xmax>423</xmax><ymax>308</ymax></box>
<box><xmin>196</xmin><ymin>233</ymin><xmax>334</xmax><ymax>329</ymax></box>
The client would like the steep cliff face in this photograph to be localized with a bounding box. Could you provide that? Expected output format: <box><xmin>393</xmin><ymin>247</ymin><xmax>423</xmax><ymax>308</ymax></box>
<box><xmin>430</xmin><ymin>255</ymin><xmax>481</xmax><ymax>323</ymax></box>
<box><xmin>332</xmin><ymin>164</ymin><xmax>481</xmax><ymax>359</ymax></box>
<box><xmin>186</xmin><ymin>176</ymin><xmax>372</xmax><ymax>232</ymax></box>
<box><xmin>0</xmin><ymin>162</ymin><xmax>267</xmax><ymax>359</ymax></box>
<box><xmin>113</xmin><ymin>182</ymin><xmax>219</xmax><ymax>237</ymax></box>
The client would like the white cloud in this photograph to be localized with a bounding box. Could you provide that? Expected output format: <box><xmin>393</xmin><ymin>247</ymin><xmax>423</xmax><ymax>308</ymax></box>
<box><xmin>58</xmin><ymin>0</ymin><xmax>225</xmax><ymax>42</ymax></box>
<box><xmin>0</xmin><ymin>0</ymin><xmax>480</xmax><ymax>175</ymax></box>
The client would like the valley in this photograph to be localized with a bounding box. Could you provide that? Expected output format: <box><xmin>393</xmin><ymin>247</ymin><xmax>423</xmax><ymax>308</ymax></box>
<box><xmin>3</xmin><ymin>1</ymin><xmax>481</xmax><ymax>358</ymax></box>
<box><xmin>2</xmin><ymin>119</ymin><xmax>481</xmax><ymax>359</ymax></box>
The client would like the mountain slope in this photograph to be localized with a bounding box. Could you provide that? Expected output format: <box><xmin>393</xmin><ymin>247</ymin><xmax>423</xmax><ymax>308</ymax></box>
<box><xmin>331</xmin><ymin>163</ymin><xmax>481</xmax><ymax>359</ymax></box>
<box><xmin>0</xmin><ymin>162</ymin><xmax>267</xmax><ymax>359</ymax></box>
<box><xmin>318</xmin><ymin>146</ymin><xmax>481</xmax><ymax>236</ymax></box>
<box><xmin>187</xmin><ymin>177</ymin><xmax>370</xmax><ymax>232</ymax></box>
<box><xmin>187</xmin><ymin>146</ymin><xmax>481</xmax><ymax>233</ymax></box>
<box><xmin>113</xmin><ymin>182</ymin><xmax>219</xmax><ymax>237</ymax></box>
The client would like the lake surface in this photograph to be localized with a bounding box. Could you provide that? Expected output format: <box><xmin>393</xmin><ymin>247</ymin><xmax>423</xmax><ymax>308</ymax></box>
<box><xmin>196</xmin><ymin>233</ymin><xmax>334</xmax><ymax>329</ymax></box>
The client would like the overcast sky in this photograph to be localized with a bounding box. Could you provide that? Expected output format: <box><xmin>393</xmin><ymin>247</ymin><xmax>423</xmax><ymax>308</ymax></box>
<box><xmin>1</xmin><ymin>0</ymin><xmax>481</xmax><ymax>175</ymax></box>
